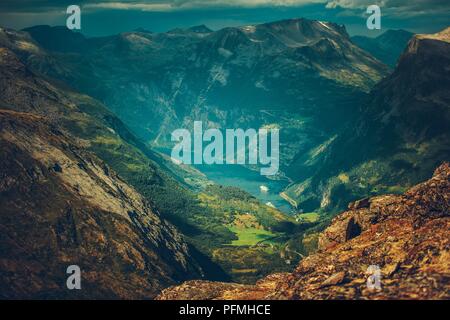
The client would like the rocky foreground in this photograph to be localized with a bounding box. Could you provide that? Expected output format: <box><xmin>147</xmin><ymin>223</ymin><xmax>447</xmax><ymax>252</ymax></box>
<box><xmin>158</xmin><ymin>163</ymin><xmax>450</xmax><ymax>300</ymax></box>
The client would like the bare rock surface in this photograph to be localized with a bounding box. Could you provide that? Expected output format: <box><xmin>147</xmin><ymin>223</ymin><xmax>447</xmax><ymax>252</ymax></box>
<box><xmin>0</xmin><ymin>110</ymin><xmax>202</xmax><ymax>299</ymax></box>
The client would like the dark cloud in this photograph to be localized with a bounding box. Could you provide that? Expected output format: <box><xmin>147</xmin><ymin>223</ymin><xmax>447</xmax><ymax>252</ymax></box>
<box><xmin>326</xmin><ymin>0</ymin><xmax>450</xmax><ymax>16</ymax></box>
<box><xmin>0</xmin><ymin>0</ymin><xmax>448</xmax><ymax>36</ymax></box>
<box><xmin>1</xmin><ymin>0</ymin><xmax>449</xmax><ymax>14</ymax></box>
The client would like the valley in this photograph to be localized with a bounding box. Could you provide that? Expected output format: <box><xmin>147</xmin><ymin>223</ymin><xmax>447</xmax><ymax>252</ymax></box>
<box><xmin>0</xmin><ymin>16</ymin><xmax>448</xmax><ymax>300</ymax></box>
<box><xmin>158</xmin><ymin>161</ymin><xmax>450</xmax><ymax>300</ymax></box>
<box><xmin>0</xmin><ymin>32</ymin><xmax>310</xmax><ymax>286</ymax></box>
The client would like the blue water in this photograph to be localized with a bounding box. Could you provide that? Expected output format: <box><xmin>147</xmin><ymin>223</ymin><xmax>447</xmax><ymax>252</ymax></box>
<box><xmin>195</xmin><ymin>164</ymin><xmax>294</xmax><ymax>214</ymax></box>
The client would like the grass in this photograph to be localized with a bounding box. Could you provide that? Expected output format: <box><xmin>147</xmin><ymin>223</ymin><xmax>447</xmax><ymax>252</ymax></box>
<box><xmin>228</xmin><ymin>226</ymin><xmax>277</xmax><ymax>246</ymax></box>
<box><xmin>296</xmin><ymin>212</ymin><xmax>320</xmax><ymax>223</ymax></box>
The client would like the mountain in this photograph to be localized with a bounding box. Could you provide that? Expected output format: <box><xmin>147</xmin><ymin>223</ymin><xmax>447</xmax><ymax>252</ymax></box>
<box><xmin>0</xmin><ymin>45</ymin><xmax>210</xmax><ymax>299</ymax></box>
<box><xmin>168</xmin><ymin>25</ymin><xmax>213</xmax><ymax>34</ymax></box>
<box><xmin>20</xmin><ymin>18</ymin><xmax>389</xmax><ymax>178</ymax></box>
<box><xmin>0</xmin><ymin>34</ymin><xmax>206</xmax><ymax>227</ymax></box>
<box><xmin>22</xmin><ymin>25</ymin><xmax>91</xmax><ymax>53</ymax></box>
<box><xmin>0</xmin><ymin>29</ymin><xmax>302</xmax><ymax>285</ymax></box>
<box><xmin>157</xmin><ymin>162</ymin><xmax>450</xmax><ymax>300</ymax></box>
<box><xmin>352</xmin><ymin>29</ymin><xmax>414</xmax><ymax>67</ymax></box>
<box><xmin>188</xmin><ymin>25</ymin><xmax>213</xmax><ymax>34</ymax></box>
<box><xmin>0</xmin><ymin>108</ymin><xmax>203</xmax><ymax>299</ymax></box>
<box><xmin>285</xmin><ymin>28</ymin><xmax>450</xmax><ymax>213</ymax></box>
<box><xmin>1</xmin><ymin>19</ymin><xmax>448</xmax><ymax>299</ymax></box>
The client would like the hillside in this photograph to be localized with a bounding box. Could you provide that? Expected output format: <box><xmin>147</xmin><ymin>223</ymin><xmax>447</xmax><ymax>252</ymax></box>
<box><xmin>0</xmin><ymin>110</ymin><xmax>202</xmax><ymax>299</ymax></box>
<box><xmin>1</xmin><ymin>21</ymin><xmax>448</xmax><ymax>296</ymax></box>
<box><xmin>21</xmin><ymin>19</ymin><xmax>389</xmax><ymax>178</ymax></box>
<box><xmin>157</xmin><ymin>162</ymin><xmax>450</xmax><ymax>300</ymax></box>
<box><xmin>0</xmin><ymin>34</ymin><xmax>301</xmax><ymax>284</ymax></box>
<box><xmin>285</xmin><ymin>27</ymin><xmax>450</xmax><ymax>213</ymax></box>
<box><xmin>352</xmin><ymin>29</ymin><xmax>414</xmax><ymax>67</ymax></box>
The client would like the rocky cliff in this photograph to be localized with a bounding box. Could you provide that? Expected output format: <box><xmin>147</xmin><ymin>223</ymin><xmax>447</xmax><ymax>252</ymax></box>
<box><xmin>0</xmin><ymin>110</ymin><xmax>202</xmax><ymax>299</ymax></box>
<box><xmin>0</xmin><ymin>34</ymin><xmax>212</xmax><ymax>298</ymax></box>
<box><xmin>157</xmin><ymin>162</ymin><xmax>450</xmax><ymax>300</ymax></box>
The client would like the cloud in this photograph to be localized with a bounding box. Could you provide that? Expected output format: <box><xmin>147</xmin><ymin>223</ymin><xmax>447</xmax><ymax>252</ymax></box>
<box><xmin>1</xmin><ymin>0</ymin><xmax>449</xmax><ymax>17</ymax></box>
<box><xmin>0</xmin><ymin>0</ymin><xmax>326</xmax><ymax>13</ymax></box>
<box><xmin>325</xmin><ymin>0</ymin><xmax>450</xmax><ymax>16</ymax></box>
<box><xmin>325</xmin><ymin>0</ymin><xmax>384</xmax><ymax>9</ymax></box>
<box><xmin>85</xmin><ymin>0</ymin><xmax>328</xmax><ymax>12</ymax></box>
<box><xmin>83</xmin><ymin>2</ymin><xmax>173</xmax><ymax>11</ymax></box>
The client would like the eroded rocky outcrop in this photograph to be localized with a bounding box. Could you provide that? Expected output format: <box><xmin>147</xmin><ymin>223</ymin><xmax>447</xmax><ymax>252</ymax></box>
<box><xmin>158</xmin><ymin>163</ymin><xmax>450</xmax><ymax>300</ymax></box>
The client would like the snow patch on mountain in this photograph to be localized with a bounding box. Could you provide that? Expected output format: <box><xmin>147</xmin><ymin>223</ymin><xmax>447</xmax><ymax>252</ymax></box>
<box><xmin>318</xmin><ymin>21</ymin><xmax>332</xmax><ymax>31</ymax></box>
<box><xmin>241</xmin><ymin>26</ymin><xmax>256</xmax><ymax>33</ymax></box>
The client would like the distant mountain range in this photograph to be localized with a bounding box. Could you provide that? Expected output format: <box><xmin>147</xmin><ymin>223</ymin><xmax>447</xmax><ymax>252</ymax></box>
<box><xmin>352</xmin><ymin>29</ymin><xmax>415</xmax><ymax>67</ymax></box>
<box><xmin>19</xmin><ymin>19</ymin><xmax>388</xmax><ymax>176</ymax></box>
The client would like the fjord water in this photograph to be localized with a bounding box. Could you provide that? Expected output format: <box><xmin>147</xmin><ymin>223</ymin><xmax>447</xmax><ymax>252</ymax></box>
<box><xmin>195</xmin><ymin>164</ymin><xmax>294</xmax><ymax>214</ymax></box>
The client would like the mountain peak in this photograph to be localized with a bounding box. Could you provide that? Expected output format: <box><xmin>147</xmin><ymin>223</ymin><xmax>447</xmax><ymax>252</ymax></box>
<box><xmin>258</xmin><ymin>18</ymin><xmax>348</xmax><ymax>38</ymax></box>
<box><xmin>133</xmin><ymin>27</ymin><xmax>152</xmax><ymax>33</ymax></box>
<box><xmin>224</xmin><ymin>17</ymin><xmax>352</xmax><ymax>53</ymax></box>
<box><xmin>405</xmin><ymin>26</ymin><xmax>450</xmax><ymax>57</ymax></box>
<box><xmin>376</xmin><ymin>29</ymin><xmax>414</xmax><ymax>42</ymax></box>
<box><xmin>188</xmin><ymin>25</ymin><xmax>213</xmax><ymax>33</ymax></box>
<box><xmin>417</xmin><ymin>26</ymin><xmax>450</xmax><ymax>43</ymax></box>
<box><xmin>23</xmin><ymin>25</ymin><xmax>84</xmax><ymax>38</ymax></box>
<box><xmin>167</xmin><ymin>24</ymin><xmax>213</xmax><ymax>35</ymax></box>
<box><xmin>22</xmin><ymin>25</ymin><xmax>87</xmax><ymax>53</ymax></box>
<box><xmin>351</xmin><ymin>29</ymin><xmax>414</xmax><ymax>67</ymax></box>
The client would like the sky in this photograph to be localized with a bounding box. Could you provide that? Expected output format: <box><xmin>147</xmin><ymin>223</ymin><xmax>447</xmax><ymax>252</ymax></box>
<box><xmin>0</xmin><ymin>0</ymin><xmax>449</xmax><ymax>37</ymax></box>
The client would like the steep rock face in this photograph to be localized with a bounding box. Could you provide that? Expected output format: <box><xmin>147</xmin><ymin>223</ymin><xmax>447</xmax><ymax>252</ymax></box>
<box><xmin>0</xmin><ymin>110</ymin><xmax>202</xmax><ymax>299</ymax></box>
<box><xmin>157</xmin><ymin>162</ymin><xmax>450</xmax><ymax>300</ymax></box>
<box><xmin>287</xmin><ymin>27</ymin><xmax>450</xmax><ymax>212</ymax></box>
<box><xmin>0</xmin><ymin>44</ymin><xmax>204</xmax><ymax>235</ymax></box>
